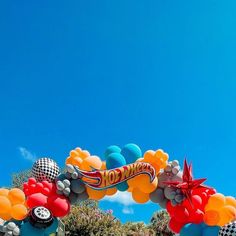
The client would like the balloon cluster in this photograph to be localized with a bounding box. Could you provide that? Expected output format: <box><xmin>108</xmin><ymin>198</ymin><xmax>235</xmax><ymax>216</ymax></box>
<box><xmin>56</xmin><ymin>164</ymin><xmax>89</xmax><ymax>204</ymax></box>
<box><xmin>0</xmin><ymin>144</ymin><xmax>235</xmax><ymax>236</ymax></box>
<box><xmin>0</xmin><ymin>222</ymin><xmax>21</xmax><ymax>236</ymax></box>
<box><xmin>204</xmin><ymin>194</ymin><xmax>236</xmax><ymax>227</ymax></box>
<box><xmin>0</xmin><ymin>188</ymin><xmax>28</xmax><ymax>221</ymax></box>
<box><xmin>150</xmin><ymin>160</ymin><xmax>183</xmax><ymax>208</ymax></box>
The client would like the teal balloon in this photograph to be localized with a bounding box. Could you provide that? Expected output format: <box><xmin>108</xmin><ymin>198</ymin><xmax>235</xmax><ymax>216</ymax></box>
<box><xmin>202</xmin><ymin>226</ymin><xmax>220</xmax><ymax>236</ymax></box>
<box><xmin>44</xmin><ymin>218</ymin><xmax>59</xmax><ymax>235</ymax></box>
<box><xmin>71</xmin><ymin>179</ymin><xmax>85</xmax><ymax>194</ymax></box>
<box><xmin>106</xmin><ymin>153</ymin><xmax>126</xmax><ymax>169</ymax></box>
<box><xmin>121</xmin><ymin>143</ymin><xmax>142</xmax><ymax>164</ymax></box>
<box><xmin>117</xmin><ymin>182</ymin><xmax>128</xmax><ymax>191</ymax></box>
<box><xmin>21</xmin><ymin>222</ymin><xmax>44</xmax><ymax>236</ymax></box>
<box><xmin>104</xmin><ymin>145</ymin><xmax>121</xmax><ymax>159</ymax></box>
<box><xmin>180</xmin><ymin>223</ymin><xmax>202</xmax><ymax>236</ymax></box>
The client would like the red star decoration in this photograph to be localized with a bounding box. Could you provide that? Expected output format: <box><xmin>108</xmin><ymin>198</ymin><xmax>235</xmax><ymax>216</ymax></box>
<box><xmin>164</xmin><ymin>159</ymin><xmax>207</xmax><ymax>204</ymax></box>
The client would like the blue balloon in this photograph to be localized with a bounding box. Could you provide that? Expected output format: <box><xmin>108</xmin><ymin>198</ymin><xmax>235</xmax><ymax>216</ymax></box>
<box><xmin>117</xmin><ymin>182</ymin><xmax>129</xmax><ymax>191</ymax></box>
<box><xmin>21</xmin><ymin>222</ymin><xmax>45</xmax><ymax>236</ymax></box>
<box><xmin>180</xmin><ymin>223</ymin><xmax>202</xmax><ymax>236</ymax></box>
<box><xmin>104</xmin><ymin>145</ymin><xmax>121</xmax><ymax>159</ymax></box>
<box><xmin>121</xmin><ymin>143</ymin><xmax>142</xmax><ymax>164</ymax></box>
<box><xmin>44</xmin><ymin>218</ymin><xmax>59</xmax><ymax>235</ymax></box>
<box><xmin>202</xmin><ymin>226</ymin><xmax>220</xmax><ymax>236</ymax></box>
<box><xmin>106</xmin><ymin>153</ymin><xmax>126</xmax><ymax>169</ymax></box>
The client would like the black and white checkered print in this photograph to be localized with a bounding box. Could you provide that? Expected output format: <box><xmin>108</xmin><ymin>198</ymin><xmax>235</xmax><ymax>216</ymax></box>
<box><xmin>32</xmin><ymin>158</ymin><xmax>59</xmax><ymax>182</ymax></box>
<box><xmin>219</xmin><ymin>221</ymin><xmax>236</xmax><ymax>236</ymax></box>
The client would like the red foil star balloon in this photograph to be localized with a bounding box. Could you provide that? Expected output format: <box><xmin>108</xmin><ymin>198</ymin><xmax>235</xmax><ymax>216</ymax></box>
<box><xmin>164</xmin><ymin>159</ymin><xmax>207</xmax><ymax>204</ymax></box>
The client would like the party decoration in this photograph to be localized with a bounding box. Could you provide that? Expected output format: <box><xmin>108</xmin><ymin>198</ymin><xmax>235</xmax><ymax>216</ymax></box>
<box><xmin>219</xmin><ymin>221</ymin><xmax>236</xmax><ymax>236</ymax></box>
<box><xmin>76</xmin><ymin>162</ymin><xmax>156</xmax><ymax>189</ymax></box>
<box><xmin>32</xmin><ymin>158</ymin><xmax>59</xmax><ymax>182</ymax></box>
<box><xmin>0</xmin><ymin>144</ymin><xmax>235</xmax><ymax>236</ymax></box>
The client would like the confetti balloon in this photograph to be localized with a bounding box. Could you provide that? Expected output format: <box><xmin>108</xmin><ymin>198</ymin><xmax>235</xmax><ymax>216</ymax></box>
<box><xmin>32</xmin><ymin>158</ymin><xmax>60</xmax><ymax>182</ymax></box>
<box><xmin>218</xmin><ymin>221</ymin><xmax>236</xmax><ymax>236</ymax></box>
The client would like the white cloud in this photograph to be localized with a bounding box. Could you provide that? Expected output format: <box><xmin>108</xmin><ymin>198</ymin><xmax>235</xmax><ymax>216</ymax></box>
<box><xmin>122</xmin><ymin>206</ymin><xmax>134</xmax><ymax>214</ymax></box>
<box><xmin>103</xmin><ymin>191</ymin><xmax>136</xmax><ymax>214</ymax></box>
<box><xmin>103</xmin><ymin>191</ymin><xmax>135</xmax><ymax>206</ymax></box>
<box><xmin>18</xmin><ymin>147</ymin><xmax>36</xmax><ymax>162</ymax></box>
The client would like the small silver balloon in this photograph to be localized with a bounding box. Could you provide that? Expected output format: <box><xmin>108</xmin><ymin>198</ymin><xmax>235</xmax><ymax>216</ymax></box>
<box><xmin>63</xmin><ymin>179</ymin><xmax>71</xmax><ymax>188</ymax></box>
<box><xmin>172</xmin><ymin>166</ymin><xmax>180</xmax><ymax>175</ymax></box>
<box><xmin>71</xmin><ymin>171</ymin><xmax>79</xmax><ymax>179</ymax></box>
<box><xmin>56</xmin><ymin>181</ymin><xmax>65</xmax><ymax>191</ymax></box>
<box><xmin>12</xmin><ymin>227</ymin><xmax>20</xmax><ymax>236</ymax></box>
<box><xmin>7</xmin><ymin>223</ymin><xmax>16</xmax><ymax>231</ymax></box>
<box><xmin>63</xmin><ymin>187</ymin><xmax>71</xmax><ymax>196</ymax></box>
<box><xmin>171</xmin><ymin>160</ymin><xmax>179</xmax><ymax>167</ymax></box>
<box><xmin>66</xmin><ymin>164</ymin><xmax>75</xmax><ymax>174</ymax></box>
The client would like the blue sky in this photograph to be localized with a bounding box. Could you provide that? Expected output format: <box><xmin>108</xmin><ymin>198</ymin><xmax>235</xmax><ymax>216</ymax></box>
<box><xmin>0</xmin><ymin>0</ymin><xmax>236</xmax><ymax>223</ymax></box>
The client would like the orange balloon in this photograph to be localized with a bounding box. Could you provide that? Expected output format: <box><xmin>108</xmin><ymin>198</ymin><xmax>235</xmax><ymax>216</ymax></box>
<box><xmin>66</xmin><ymin>156</ymin><xmax>73</xmax><ymax>165</ymax></box>
<box><xmin>132</xmin><ymin>188</ymin><xmax>149</xmax><ymax>204</ymax></box>
<box><xmin>0</xmin><ymin>188</ymin><xmax>9</xmax><ymax>197</ymax></box>
<box><xmin>143</xmin><ymin>150</ymin><xmax>155</xmax><ymax>162</ymax></box>
<box><xmin>101</xmin><ymin>161</ymin><xmax>107</xmax><ymax>170</ymax></box>
<box><xmin>127</xmin><ymin>176</ymin><xmax>139</xmax><ymax>188</ymax></box>
<box><xmin>86</xmin><ymin>187</ymin><xmax>106</xmax><ymax>200</ymax></box>
<box><xmin>127</xmin><ymin>187</ymin><xmax>133</xmax><ymax>192</ymax></box>
<box><xmin>0</xmin><ymin>212</ymin><xmax>12</xmax><ymax>221</ymax></box>
<box><xmin>106</xmin><ymin>188</ymin><xmax>117</xmax><ymax>196</ymax></box>
<box><xmin>207</xmin><ymin>194</ymin><xmax>226</xmax><ymax>209</ymax></box>
<box><xmin>80</xmin><ymin>156</ymin><xmax>102</xmax><ymax>171</ymax></box>
<box><xmin>80</xmin><ymin>150</ymin><xmax>90</xmax><ymax>159</ymax></box>
<box><xmin>0</xmin><ymin>196</ymin><xmax>11</xmax><ymax>214</ymax></box>
<box><xmin>71</xmin><ymin>157</ymin><xmax>83</xmax><ymax>167</ymax></box>
<box><xmin>70</xmin><ymin>150</ymin><xmax>79</xmax><ymax>158</ymax></box>
<box><xmin>139</xmin><ymin>177</ymin><xmax>158</xmax><ymax>193</ymax></box>
<box><xmin>10</xmin><ymin>204</ymin><xmax>28</xmax><ymax>220</ymax></box>
<box><xmin>204</xmin><ymin>210</ymin><xmax>220</xmax><ymax>226</ymax></box>
<box><xmin>225</xmin><ymin>196</ymin><xmax>236</xmax><ymax>208</ymax></box>
<box><xmin>218</xmin><ymin>206</ymin><xmax>236</xmax><ymax>226</ymax></box>
<box><xmin>8</xmin><ymin>188</ymin><xmax>25</xmax><ymax>205</ymax></box>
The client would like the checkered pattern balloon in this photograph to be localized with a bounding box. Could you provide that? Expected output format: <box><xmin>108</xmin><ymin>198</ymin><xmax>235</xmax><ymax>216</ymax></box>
<box><xmin>32</xmin><ymin>158</ymin><xmax>59</xmax><ymax>182</ymax></box>
<box><xmin>219</xmin><ymin>221</ymin><xmax>236</xmax><ymax>236</ymax></box>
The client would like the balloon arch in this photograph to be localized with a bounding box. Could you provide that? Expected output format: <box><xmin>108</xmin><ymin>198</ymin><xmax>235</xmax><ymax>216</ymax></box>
<box><xmin>0</xmin><ymin>144</ymin><xmax>235</xmax><ymax>236</ymax></box>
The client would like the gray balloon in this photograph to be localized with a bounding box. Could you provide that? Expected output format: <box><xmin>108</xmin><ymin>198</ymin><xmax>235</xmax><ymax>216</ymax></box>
<box><xmin>56</xmin><ymin>181</ymin><xmax>65</xmax><ymax>191</ymax></box>
<box><xmin>7</xmin><ymin>223</ymin><xmax>16</xmax><ymax>231</ymax></box>
<box><xmin>78</xmin><ymin>190</ymin><xmax>89</xmax><ymax>201</ymax></box>
<box><xmin>164</xmin><ymin>187</ymin><xmax>176</xmax><ymax>200</ymax></box>
<box><xmin>66</xmin><ymin>164</ymin><xmax>75</xmax><ymax>174</ymax></box>
<box><xmin>159</xmin><ymin>198</ymin><xmax>168</xmax><ymax>209</ymax></box>
<box><xmin>69</xmin><ymin>192</ymin><xmax>79</xmax><ymax>204</ymax></box>
<box><xmin>5</xmin><ymin>231</ymin><xmax>13</xmax><ymax>236</ymax></box>
<box><xmin>150</xmin><ymin>188</ymin><xmax>165</xmax><ymax>203</ymax></box>
<box><xmin>12</xmin><ymin>227</ymin><xmax>20</xmax><ymax>236</ymax></box>
<box><xmin>71</xmin><ymin>179</ymin><xmax>85</xmax><ymax>194</ymax></box>
<box><xmin>175</xmin><ymin>194</ymin><xmax>185</xmax><ymax>203</ymax></box>
<box><xmin>171</xmin><ymin>160</ymin><xmax>179</xmax><ymax>167</ymax></box>
<box><xmin>63</xmin><ymin>187</ymin><xmax>71</xmax><ymax>196</ymax></box>
<box><xmin>71</xmin><ymin>171</ymin><xmax>79</xmax><ymax>179</ymax></box>
<box><xmin>172</xmin><ymin>166</ymin><xmax>180</xmax><ymax>175</ymax></box>
<box><xmin>63</xmin><ymin>179</ymin><xmax>71</xmax><ymax>188</ymax></box>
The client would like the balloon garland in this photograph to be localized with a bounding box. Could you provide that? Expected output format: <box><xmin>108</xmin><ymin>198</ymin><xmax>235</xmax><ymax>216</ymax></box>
<box><xmin>0</xmin><ymin>144</ymin><xmax>235</xmax><ymax>236</ymax></box>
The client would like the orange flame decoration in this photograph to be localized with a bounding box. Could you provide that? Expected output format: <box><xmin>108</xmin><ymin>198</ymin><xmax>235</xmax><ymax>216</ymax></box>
<box><xmin>75</xmin><ymin>162</ymin><xmax>156</xmax><ymax>190</ymax></box>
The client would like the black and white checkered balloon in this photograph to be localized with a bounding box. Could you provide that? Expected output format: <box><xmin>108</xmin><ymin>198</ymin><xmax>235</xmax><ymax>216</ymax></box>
<box><xmin>32</xmin><ymin>158</ymin><xmax>59</xmax><ymax>182</ymax></box>
<box><xmin>219</xmin><ymin>221</ymin><xmax>236</xmax><ymax>236</ymax></box>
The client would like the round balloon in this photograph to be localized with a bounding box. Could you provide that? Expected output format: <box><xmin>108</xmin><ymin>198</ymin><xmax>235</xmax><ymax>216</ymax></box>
<box><xmin>32</xmin><ymin>158</ymin><xmax>60</xmax><ymax>182</ymax></box>
<box><xmin>106</xmin><ymin>153</ymin><xmax>126</xmax><ymax>170</ymax></box>
<box><xmin>218</xmin><ymin>221</ymin><xmax>236</xmax><ymax>236</ymax></box>
<box><xmin>104</xmin><ymin>145</ymin><xmax>121</xmax><ymax>159</ymax></box>
<box><xmin>121</xmin><ymin>143</ymin><xmax>142</xmax><ymax>164</ymax></box>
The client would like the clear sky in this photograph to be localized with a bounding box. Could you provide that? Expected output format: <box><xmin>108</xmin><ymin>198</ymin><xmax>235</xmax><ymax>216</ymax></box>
<box><xmin>0</xmin><ymin>0</ymin><xmax>236</xmax><ymax>223</ymax></box>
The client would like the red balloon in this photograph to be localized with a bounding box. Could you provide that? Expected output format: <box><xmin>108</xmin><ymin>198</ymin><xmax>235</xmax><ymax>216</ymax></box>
<box><xmin>189</xmin><ymin>209</ymin><xmax>204</xmax><ymax>224</ymax></box>
<box><xmin>174</xmin><ymin>205</ymin><xmax>189</xmax><ymax>223</ymax></box>
<box><xmin>26</xmin><ymin>193</ymin><xmax>48</xmax><ymax>209</ymax></box>
<box><xmin>166</xmin><ymin>201</ymin><xmax>175</xmax><ymax>217</ymax></box>
<box><xmin>47</xmin><ymin>195</ymin><xmax>70</xmax><ymax>217</ymax></box>
<box><xmin>28</xmin><ymin>178</ymin><xmax>37</xmax><ymax>185</ymax></box>
<box><xmin>168</xmin><ymin>217</ymin><xmax>185</xmax><ymax>233</ymax></box>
